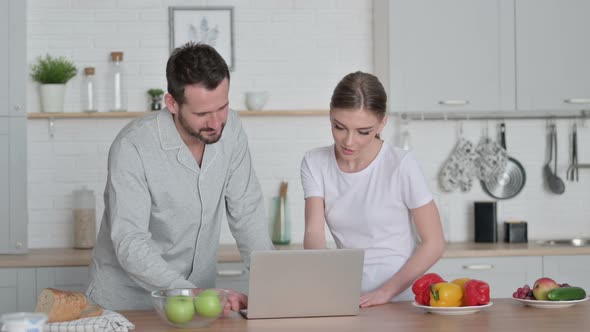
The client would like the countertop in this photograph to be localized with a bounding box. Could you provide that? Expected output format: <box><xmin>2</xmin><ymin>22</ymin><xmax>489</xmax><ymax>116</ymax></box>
<box><xmin>120</xmin><ymin>298</ymin><xmax>590</xmax><ymax>332</ymax></box>
<box><xmin>2</xmin><ymin>242</ymin><xmax>590</xmax><ymax>268</ymax></box>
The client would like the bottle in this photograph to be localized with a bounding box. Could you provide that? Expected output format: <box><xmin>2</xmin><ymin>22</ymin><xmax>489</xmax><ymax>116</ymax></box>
<box><xmin>271</xmin><ymin>181</ymin><xmax>291</xmax><ymax>245</ymax></box>
<box><xmin>81</xmin><ymin>67</ymin><xmax>98</xmax><ymax>112</ymax></box>
<box><xmin>108</xmin><ymin>51</ymin><xmax>127</xmax><ymax>112</ymax></box>
<box><xmin>72</xmin><ymin>186</ymin><xmax>96</xmax><ymax>249</ymax></box>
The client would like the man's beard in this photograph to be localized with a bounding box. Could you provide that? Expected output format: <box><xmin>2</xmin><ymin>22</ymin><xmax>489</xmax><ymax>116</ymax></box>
<box><xmin>178</xmin><ymin>110</ymin><xmax>225</xmax><ymax>144</ymax></box>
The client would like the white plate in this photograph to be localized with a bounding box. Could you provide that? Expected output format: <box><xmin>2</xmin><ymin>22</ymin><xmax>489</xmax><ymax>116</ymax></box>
<box><xmin>513</xmin><ymin>296</ymin><xmax>589</xmax><ymax>308</ymax></box>
<box><xmin>412</xmin><ymin>302</ymin><xmax>493</xmax><ymax>315</ymax></box>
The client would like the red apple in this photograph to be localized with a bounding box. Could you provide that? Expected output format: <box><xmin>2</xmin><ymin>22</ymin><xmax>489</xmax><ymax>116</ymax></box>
<box><xmin>533</xmin><ymin>277</ymin><xmax>559</xmax><ymax>300</ymax></box>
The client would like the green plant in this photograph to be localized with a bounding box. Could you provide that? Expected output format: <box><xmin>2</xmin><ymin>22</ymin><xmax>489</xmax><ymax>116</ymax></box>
<box><xmin>147</xmin><ymin>88</ymin><xmax>165</xmax><ymax>98</ymax></box>
<box><xmin>30</xmin><ymin>54</ymin><xmax>77</xmax><ymax>84</ymax></box>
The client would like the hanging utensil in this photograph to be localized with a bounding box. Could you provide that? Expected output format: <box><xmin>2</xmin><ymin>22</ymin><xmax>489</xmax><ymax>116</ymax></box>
<box><xmin>574</xmin><ymin>123</ymin><xmax>579</xmax><ymax>181</ymax></box>
<box><xmin>546</xmin><ymin>124</ymin><xmax>565</xmax><ymax>194</ymax></box>
<box><xmin>481</xmin><ymin>123</ymin><xmax>526</xmax><ymax>199</ymax></box>
<box><xmin>568</xmin><ymin>123</ymin><xmax>579</xmax><ymax>182</ymax></box>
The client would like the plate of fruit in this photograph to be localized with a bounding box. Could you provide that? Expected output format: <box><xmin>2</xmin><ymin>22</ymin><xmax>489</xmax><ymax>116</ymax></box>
<box><xmin>411</xmin><ymin>273</ymin><xmax>493</xmax><ymax>315</ymax></box>
<box><xmin>513</xmin><ymin>277</ymin><xmax>588</xmax><ymax>308</ymax></box>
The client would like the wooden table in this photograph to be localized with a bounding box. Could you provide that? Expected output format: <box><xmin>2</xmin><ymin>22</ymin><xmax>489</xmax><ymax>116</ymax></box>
<box><xmin>120</xmin><ymin>298</ymin><xmax>590</xmax><ymax>331</ymax></box>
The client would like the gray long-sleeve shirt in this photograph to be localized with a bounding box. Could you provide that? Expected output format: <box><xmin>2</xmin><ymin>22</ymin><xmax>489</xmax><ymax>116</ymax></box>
<box><xmin>87</xmin><ymin>109</ymin><xmax>273</xmax><ymax>310</ymax></box>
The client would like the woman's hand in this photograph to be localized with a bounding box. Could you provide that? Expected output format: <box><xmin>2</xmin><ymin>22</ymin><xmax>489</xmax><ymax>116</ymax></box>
<box><xmin>359</xmin><ymin>287</ymin><xmax>394</xmax><ymax>308</ymax></box>
<box><xmin>223</xmin><ymin>289</ymin><xmax>248</xmax><ymax>316</ymax></box>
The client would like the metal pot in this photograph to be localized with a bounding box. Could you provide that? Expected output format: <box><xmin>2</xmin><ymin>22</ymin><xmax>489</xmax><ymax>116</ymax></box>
<box><xmin>481</xmin><ymin>123</ymin><xmax>526</xmax><ymax>199</ymax></box>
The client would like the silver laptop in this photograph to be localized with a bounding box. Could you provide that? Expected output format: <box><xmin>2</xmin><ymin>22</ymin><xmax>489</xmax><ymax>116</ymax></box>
<box><xmin>240</xmin><ymin>249</ymin><xmax>364</xmax><ymax>319</ymax></box>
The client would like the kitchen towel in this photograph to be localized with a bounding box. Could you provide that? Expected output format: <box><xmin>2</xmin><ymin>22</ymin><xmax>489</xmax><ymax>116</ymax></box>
<box><xmin>473</xmin><ymin>137</ymin><xmax>508</xmax><ymax>181</ymax></box>
<box><xmin>45</xmin><ymin>310</ymin><xmax>135</xmax><ymax>332</ymax></box>
<box><xmin>439</xmin><ymin>138</ymin><xmax>477</xmax><ymax>192</ymax></box>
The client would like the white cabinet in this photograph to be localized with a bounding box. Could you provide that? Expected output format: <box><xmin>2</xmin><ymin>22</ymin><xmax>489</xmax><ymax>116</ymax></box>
<box><xmin>429</xmin><ymin>256</ymin><xmax>542</xmax><ymax>298</ymax></box>
<box><xmin>0</xmin><ymin>117</ymin><xmax>28</xmax><ymax>254</ymax></box>
<box><xmin>35</xmin><ymin>267</ymin><xmax>90</xmax><ymax>295</ymax></box>
<box><xmin>0</xmin><ymin>266</ymin><xmax>89</xmax><ymax>314</ymax></box>
<box><xmin>1</xmin><ymin>0</ymin><xmax>26</xmax><ymax>116</ymax></box>
<box><xmin>516</xmin><ymin>0</ymin><xmax>590</xmax><ymax>111</ymax></box>
<box><xmin>0</xmin><ymin>0</ymin><xmax>27</xmax><ymax>254</ymax></box>
<box><xmin>542</xmin><ymin>255</ymin><xmax>590</xmax><ymax>291</ymax></box>
<box><xmin>0</xmin><ymin>268</ymin><xmax>36</xmax><ymax>314</ymax></box>
<box><xmin>374</xmin><ymin>0</ymin><xmax>515</xmax><ymax>113</ymax></box>
<box><xmin>215</xmin><ymin>262</ymin><xmax>249</xmax><ymax>294</ymax></box>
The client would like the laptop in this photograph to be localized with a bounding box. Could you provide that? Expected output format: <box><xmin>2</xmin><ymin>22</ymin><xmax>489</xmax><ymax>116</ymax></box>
<box><xmin>240</xmin><ymin>249</ymin><xmax>364</xmax><ymax>319</ymax></box>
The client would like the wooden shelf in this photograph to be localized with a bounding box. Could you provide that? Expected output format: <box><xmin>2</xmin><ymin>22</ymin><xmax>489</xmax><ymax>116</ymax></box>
<box><xmin>27</xmin><ymin>110</ymin><xmax>329</xmax><ymax>119</ymax></box>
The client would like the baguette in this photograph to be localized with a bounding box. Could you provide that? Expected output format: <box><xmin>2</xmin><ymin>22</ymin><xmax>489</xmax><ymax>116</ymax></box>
<box><xmin>35</xmin><ymin>288</ymin><xmax>102</xmax><ymax>323</ymax></box>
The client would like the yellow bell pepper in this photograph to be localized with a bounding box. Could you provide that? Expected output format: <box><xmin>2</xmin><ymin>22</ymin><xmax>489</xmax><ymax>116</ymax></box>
<box><xmin>451</xmin><ymin>278</ymin><xmax>470</xmax><ymax>289</ymax></box>
<box><xmin>451</xmin><ymin>278</ymin><xmax>471</xmax><ymax>306</ymax></box>
<box><xmin>430</xmin><ymin>282</ymin><xmax>463</xmax><ymax>307</ymax></box>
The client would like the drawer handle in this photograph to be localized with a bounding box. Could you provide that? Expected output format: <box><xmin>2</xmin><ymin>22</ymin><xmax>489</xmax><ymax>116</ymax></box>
<box><xmin>462</xmin><ymin>264</ymin><xmax>494</xmax><ymax>270</ymax></box>
<box><xmin>217</xmin><ymin>269</ymin><xmax>245</xmax><ymax>277</ymax></box>
<box><xmin>438</xmin><ymin>100</ymin><xmax>469</xmax><ymax>106</ymax></box>
<box><xmin>564</xmin><ymin>98</ymin><xmax>590</xmax><ymax>104</ymax></box>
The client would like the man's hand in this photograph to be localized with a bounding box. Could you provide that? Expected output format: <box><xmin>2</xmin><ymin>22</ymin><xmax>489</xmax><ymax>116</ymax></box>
<box><xmin>223</xmin><ymin>289</ymin><xmax>248</xmax><ymax>316</ymax></box>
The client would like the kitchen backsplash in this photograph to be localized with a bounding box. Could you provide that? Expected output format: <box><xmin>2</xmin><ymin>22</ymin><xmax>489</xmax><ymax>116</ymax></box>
<box><xmin>28</xmin><ymin>116</ymin><xmax>590</xmax><ymax>247</ymax></box>
<box><xmin>25</xmin><ymin>0</ymin><xmax>590</xmax><ymax>248</ymax></box>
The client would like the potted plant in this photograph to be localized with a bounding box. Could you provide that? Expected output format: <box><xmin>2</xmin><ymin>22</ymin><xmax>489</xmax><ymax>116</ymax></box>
<box><xmin>147</xmin><ymin>88</ymin><xmax>165</xmax><ymax>111</ymax></box>
<box><xmin>30</xmin><ymin>54</ymin><xmax>77</xmax><ymax>112</ymax></box>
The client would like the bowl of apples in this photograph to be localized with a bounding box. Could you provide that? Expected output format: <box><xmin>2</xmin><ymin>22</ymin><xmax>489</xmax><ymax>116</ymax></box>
<box><xmin>151</xmin><ymin>288</ymin><xmax>229</xmax><ymax>328</ymax></box>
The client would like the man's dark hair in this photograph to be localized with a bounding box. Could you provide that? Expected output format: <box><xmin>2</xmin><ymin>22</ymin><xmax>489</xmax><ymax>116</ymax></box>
<box><xmin>166</xmin><ymin>42</ymin><xmax>230</xmax><ymax>105</ymax></box>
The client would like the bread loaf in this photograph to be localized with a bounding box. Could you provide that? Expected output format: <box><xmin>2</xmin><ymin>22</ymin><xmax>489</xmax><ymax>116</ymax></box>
<box><xmin>34</xmin><ymin>288</ymin><xmax>103</xmax><ymax>323</ymax></box>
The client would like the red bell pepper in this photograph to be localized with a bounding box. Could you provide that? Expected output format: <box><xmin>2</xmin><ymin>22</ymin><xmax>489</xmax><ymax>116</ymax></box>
<box><xmin>412</xmin><ymin>273</ymin><xmax>445</xmax><ymax>305</ymax></box>
<box><xmin>463</xmin><ymin>279</ymin><xmax>490</xmax><ymax>306</ymax></box>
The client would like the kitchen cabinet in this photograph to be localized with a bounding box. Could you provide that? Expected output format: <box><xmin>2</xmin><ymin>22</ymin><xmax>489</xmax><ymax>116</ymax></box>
<box><xmin>428</xmin><ymin>256</ymin><xmax>542</xmax><ymax>298</ymax></box>
<box><xmin>1</xmin><ymin>0</ymin><xmax>26</xmax><ymax>116</ymax></box>
<box><xmin>0</xmin><ymin>117</ymin><xmax>27</xmax><ymax>254</ymax></box>
<box><xmin>35</xmin><ymin>267</ymin><xmax>90</xmax><ymax>295</ymax></box>
<box><xmin>515</xmin><ymin>0</ymin><xmax>590</xmax><ymax>111</ymax></box>
<box><xmin>0</xmin><ymin>268</ymin><xmax>36</xmax><ymax>314</ymax></box>
<box><xmin>373</xmin><ymin>0</ymin><xmax>515</xmax><ymax>113</ymax></box>
<box><xmin>542</xmin><ymin>255</ymin><xmax>590</xmax><ymax>291</ymax></box>
<box><xmin>0</xmin><ymin>0</ymin><xmax>27</xmax><ymax>254</ymax></box>
<box><xmin>0</xmin><ymin>263</ymin><xmax>246</xmax><ymax>314</ymax></box>
<box><xmin>0</xmin><ymin>266</ymin><xmax>89</xmax><ymax>314</ymax></box>
<box><xmin>216</xmin><ymin>262</ymin><xmax>249</xmax><ymax>294</ymax></box>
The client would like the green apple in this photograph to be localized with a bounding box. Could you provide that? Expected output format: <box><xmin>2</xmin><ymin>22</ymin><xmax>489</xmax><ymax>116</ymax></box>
<box><xmin>165</xmin><ymin>295</ymin><xmax>195</xmax><ymax>324</ymax></box>
<box><xmin>194</xmin><ymin>289</ymin><xmax>223</xmax><ymax>318</ymax></box>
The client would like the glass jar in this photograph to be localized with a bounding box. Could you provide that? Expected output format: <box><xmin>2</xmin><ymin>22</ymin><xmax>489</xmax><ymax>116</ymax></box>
<box><xmin>72</xmin><ymin>186</ymin><xmax>96</xmax><ymax>249</ymax></box>
<box><xmin>271</xmin><ymin>195</ymin><xmax>291</xmax><ymax>245</ymax></box>
<box><xmin>81</xmin><ymin>67</ymin><xmax>98</xmax><ymax>112</ymax></box>
<box><xmin>271</xmin><ymin>181</ymin><xmax>291</xmax><ymax>245</ymax></box>
<box><xmin>108</xmin><ymin>51</ymin><xmax>127</xmax><ymax>112</ymax></box>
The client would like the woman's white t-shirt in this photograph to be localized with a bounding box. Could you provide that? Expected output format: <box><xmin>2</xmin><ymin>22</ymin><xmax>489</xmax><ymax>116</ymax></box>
<box><xmin>300</xmin><ymin>142</ymin><xmax>433</xmax><ymax>299</ymax></box>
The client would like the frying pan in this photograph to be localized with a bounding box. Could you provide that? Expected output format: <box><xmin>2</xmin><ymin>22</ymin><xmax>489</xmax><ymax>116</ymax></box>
<box><xmin>481</xmin><ymin>123</ymin><xmax>526</xmax><ymax>199</ymax></box>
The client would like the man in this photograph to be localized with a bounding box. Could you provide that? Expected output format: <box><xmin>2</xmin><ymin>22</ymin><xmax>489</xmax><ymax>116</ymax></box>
<box><xmin>87</xmin><ymin>43</ymin><xmax>274</xmax><ymax>311</ymax></box>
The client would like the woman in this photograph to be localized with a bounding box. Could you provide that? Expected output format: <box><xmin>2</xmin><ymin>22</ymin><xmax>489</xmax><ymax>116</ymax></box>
<box><xmin>300</xmin><ymin>71</ymin><xmax>444</xmax><ymax>308</ymax></box>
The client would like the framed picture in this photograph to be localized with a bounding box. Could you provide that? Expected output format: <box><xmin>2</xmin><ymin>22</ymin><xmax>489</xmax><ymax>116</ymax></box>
<box><xmin>169</xmin><ymin>7</ymin><xmax>235</xmax><ymax>70</ymax></box>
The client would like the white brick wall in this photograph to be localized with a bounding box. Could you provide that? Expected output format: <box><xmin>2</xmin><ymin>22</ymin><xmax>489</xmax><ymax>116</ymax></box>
<box><xmin>25</xmin><ymin>0</ymin><xmax>590</xmax><ymax>248</ymax></box>
<box><xmin>26</xmin><ymin>0</ymin><xmax>372</xmax><ymax>247</ymax></box>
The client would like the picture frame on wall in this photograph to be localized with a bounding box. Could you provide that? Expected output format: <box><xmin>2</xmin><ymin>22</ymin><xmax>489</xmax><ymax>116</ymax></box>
<box><xmin>168</xmin><ymin>6</ymin><xmax>235</xmax><ymax>70</ymax></box>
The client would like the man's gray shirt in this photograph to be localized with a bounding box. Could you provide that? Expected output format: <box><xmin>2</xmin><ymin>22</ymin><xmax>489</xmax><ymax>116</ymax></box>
<box><xmin>87</xmin><ymin>109</ymin><xmax>273</xmax><ymax>310</ymax></box>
